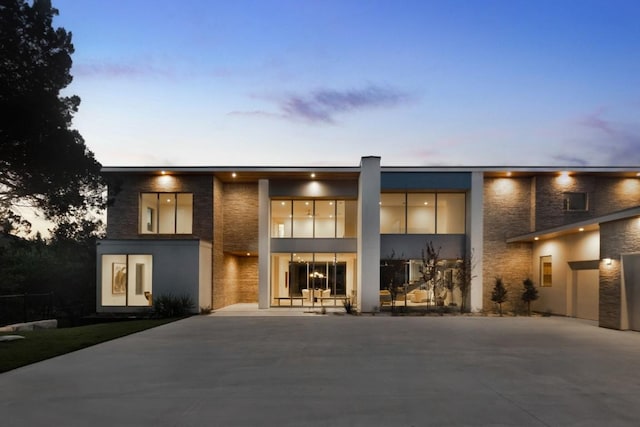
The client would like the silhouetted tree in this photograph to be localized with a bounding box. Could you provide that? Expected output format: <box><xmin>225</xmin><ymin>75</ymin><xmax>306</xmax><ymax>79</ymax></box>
<box><xmin>0</xmin><ymin>0</ymin><xmax>104</xmax><ymax>233</ymax></box>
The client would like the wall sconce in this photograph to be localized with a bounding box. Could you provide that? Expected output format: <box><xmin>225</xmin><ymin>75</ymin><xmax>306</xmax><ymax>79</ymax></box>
<box><xmin>603</xmin><ymin>258</ymin><xmax>612</xmax><ymax>265</ymax></box>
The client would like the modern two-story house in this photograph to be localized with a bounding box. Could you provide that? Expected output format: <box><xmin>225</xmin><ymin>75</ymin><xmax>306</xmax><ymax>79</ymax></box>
<box><xmin>97</xmin><ymin>156</ymin><xmax>640</xmax><ymax>330</ymax></box>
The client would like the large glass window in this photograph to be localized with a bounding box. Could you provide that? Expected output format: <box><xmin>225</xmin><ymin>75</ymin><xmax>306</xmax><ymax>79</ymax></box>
<box><xmin>407</xmin><ymin>193</ymin><xmax>436</xmax><ymax>233</ymax></box>
<box><xmin>292</xmin><ymin>201</ymin><xmax>314</xmax><ymax>237</ymax></box>
<box><xmin>381</xmin><ymin>192</ymin><xmax>465</xmax><ymax>234</ymax></box>
<box><xmin>436</xmin><ymin>193</ymin><xmax>465</xmax><ymax>234</ymax></box>
<box><xmin>270</xmin><ymin>252</ymin><xmax>357</xmax><ymax>307</ymax></box>
<box><xmin>140</xmin><ymin>193</ymin><xmax>193</xmax><ymax>234</ymax></box>
<box><xmin>101</xmin><ymin>254</ymin><xmax>153</xmax><ymax>307</ymax></box>
<box><xmin>380</xmin><ymin>193</ymin><xmax>406</xmax><ymax>233</ymax></box>
<box><xmin>271</xmin><ymin>199</ymin><xmax>357</xmax><ymax>238</ymax></box>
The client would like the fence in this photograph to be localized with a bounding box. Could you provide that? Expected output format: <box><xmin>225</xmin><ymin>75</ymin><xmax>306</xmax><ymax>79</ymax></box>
<box><xmin>0</xmin><ymin>292</ymin><xmax>55</xmax><ymax>327</ymax></box>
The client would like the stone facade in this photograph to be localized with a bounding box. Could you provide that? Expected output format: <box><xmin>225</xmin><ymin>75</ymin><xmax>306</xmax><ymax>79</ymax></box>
<box><xmin>534</xmin><ymin>175</ymin><xmax>640</xmax><ymax>231</ymax></box>
<box><xmin>222</xmin><ymin>183</ymin><xmax>259</xmax><ymax>254</ymax></box>
<box><xmin>106</xmin><ymin>174</ymin><xmax>213</xmax><ymax>240</ymax></box>
<box><xmin>212</xmin><ymin>176</ymin><xmax>225</xmax><ymax>309</ymax></box>
<box><xmin>599</xmin><ymin>217</ymin><xmax>640</xmax><ymax>329</ymax></box>
<box><xmin>483</xmin><ymin>177</ymin><xmax>533</xmax><ymax>312</ymax></box>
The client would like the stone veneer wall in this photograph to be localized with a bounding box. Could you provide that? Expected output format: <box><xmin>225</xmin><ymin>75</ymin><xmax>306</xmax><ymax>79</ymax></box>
<box><xmin>212</xmin><ymin>176</ymin><xmax>226</xmax><ymax>310</ymax></box>
<box><xmin>483</xmin><ymin>177</ymin><xmax>533</xmax><ymax>312</ymax></box>
<box><xmin>599</xmin><ymin>217</ymin><xmax>640</xmax><ymax>329</ymax></box>
<box><xmin>210</xmin><ymin>182</ymin><xmax>260</xmax><ymax>309</ymax></box>
<box><xmin>222</xmin><ymin>183</ymin><xmax>259</xmax><ymax>254</ymax></box>
<box><xmin>106</xmin><ymin>174</ymin><xmax>213</xmax><ymax>240</ymax></box>
<box><xmin>535</xmin><ymin>176</ymin><xmax>640</xmax><ymax>231</ymax></box>
<box><xmin>214</xmin><ymin>254</ymin><xmax>259</xmax><ymax>307</ymax></box>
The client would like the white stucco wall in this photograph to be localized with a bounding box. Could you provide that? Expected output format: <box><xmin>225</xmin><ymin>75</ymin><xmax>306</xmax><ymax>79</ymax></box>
<box><xmin>532</xmin><ymin>230</ymin><xmax>599</xmax><ymax>315</ymax></box>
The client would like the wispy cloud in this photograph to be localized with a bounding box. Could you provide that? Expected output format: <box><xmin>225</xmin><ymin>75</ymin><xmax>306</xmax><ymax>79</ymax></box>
<box><xmin>231</xmin><ymin>85</ymin><xmax>411</xmax><ymax>124</ymax></box>
<box><xmin>565</xmin><ymin>109</ymin><xmax>640</xmax><ymax>165</ymax></box>
<box><xmin>73</xmin><ymin>61</ymin><xmax>176</xmax><ymax>79</ymax></box>
<box><xmin>282</xmin><ymin>86</ymin><xmax>409</xmax><ymax>123</ymax></box>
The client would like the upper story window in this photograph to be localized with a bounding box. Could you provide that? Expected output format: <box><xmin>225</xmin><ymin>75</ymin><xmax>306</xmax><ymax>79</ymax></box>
<box><xmin>271</xmin><ymin>199</ymin><xmax>357</xmax><ymax>238</ymax></box>
<box><xmin>380</xmin><ymin>192</ymin><xmax>465</xmax><ymax>234</ymax></box>
<box><xmin>563</xmin><ymin>192</ymin><xmax>588</xmax><ymax>211</ymax></box>
<box><xmin>139</xmin><ymin>193</ymin><xmax>193</xmax><ymax>234</ymax></box>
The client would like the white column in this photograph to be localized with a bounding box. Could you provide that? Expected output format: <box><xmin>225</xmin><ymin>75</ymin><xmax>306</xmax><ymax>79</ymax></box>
<box><xmin>258</xmin><ymin>179</ymin><xmax>270</xmax><ymax>309</ymax></box>
<box><xmin>469</xmin><ymin>171</ymin><xmax>484</xmax><ymax>312</ymax></box>
<box><xmin>357</xmin><ymin>156</ymin><xmax>381</xmax><ymax>312</ymax></box>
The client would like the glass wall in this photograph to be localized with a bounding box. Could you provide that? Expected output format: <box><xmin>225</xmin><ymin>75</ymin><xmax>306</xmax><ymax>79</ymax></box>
<box><xmin>271</xmin><ymin>253</ymin><xmax>357</xmax><ymax>306</ymax></box>
<box><xmin>271</xmin><ymin>199</ymin><xmax>357</xmax><ymax>238</ymax></box>
<box><xmin>380</xmin><ymin>193</ymin><xmax>406</xmax><ymax>233</ymax></box>
<box><xmin>101</xmin><ymin>254</ymin><xmax>153</xmax><ymax>307</ymax></box>
<box><xmin>381</xmin><ymin>192</ymin><xmax>465</xmax><ymax>234</ymax></box>
<box><xmin>407</xmin><ymin>193</ymin><xmax>436</xmax><ymax>233</ymax></box>
<box><xmin>436</xmin><ymin>193</ymin><xmax>465</xmax><ymax>234</ymax></box>
<box><xmin>140</xmin><ymin>193</ymin><xmax>193</xmax><ymax>234</ymax></box>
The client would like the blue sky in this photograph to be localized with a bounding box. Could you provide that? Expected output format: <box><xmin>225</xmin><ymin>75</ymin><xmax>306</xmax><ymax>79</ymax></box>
<box><xmin>53</xmin><ymin>0</ymin><xmax>640</xmax><ymax>167</ymax></box>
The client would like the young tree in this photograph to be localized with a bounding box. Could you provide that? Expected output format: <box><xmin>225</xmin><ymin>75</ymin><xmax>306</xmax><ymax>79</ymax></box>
<box><xmin>455</xmin><ymin>249</ymin><xmax>476</xmax><ymax>313</ymax></box>
<box><xmin>381</xmin><ymin>250</ymin><xmax>406</xmax><ymax>312</ymax></box>
<box><xmin>491</xmin><ymin>277</ymin><xmax>508</xmax><ymax>316</ymax></box>
<box><xmin>421</xmin><ymin>241</ymin><xmax>441</xmax><ymax>308</ymax></box>
<box><xmin>521</xmin><ymin>278</ymin><xmax>539</xmax><ymax>316</ymax></box>
<box><xmin>0</xmin><ymin>0</ymin><xmax>104</xmax><ymax>233</ymax></box>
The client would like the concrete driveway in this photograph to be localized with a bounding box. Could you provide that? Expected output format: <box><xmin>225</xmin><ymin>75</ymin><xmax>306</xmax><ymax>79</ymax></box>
<box><xmin>2</xmin><ymin>313</ymin><xmax>640</xmax><ymax>426</ymax></box>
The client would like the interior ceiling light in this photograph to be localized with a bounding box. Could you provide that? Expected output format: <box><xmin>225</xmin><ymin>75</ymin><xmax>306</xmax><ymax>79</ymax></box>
<box><xmin>506</xmin><ymin>171</ymin><xmax>512</xmax><ymax>177</ymax></box>
<box><xmin>310</xmin><ymin>173</ymin><xmax>316</xmax><ymax>178</ymax></box>
<box><xmin>160</xmin><ymin>170</ymin><xmax>167</xmax><ymax>175</ymax></box>
<box><xmin>579</xmin><ymin>227</ymin><xmax>585</xmax><ymax>232</ymax></box>
<box><xmin>232</xmin><ymin>172</ymin><xmax>237</xmax><ymax>178</ymax></box>
<box><xmin>534</xmin><ymin>237</ymin><xmax>539</xmax><ymax>241</ymax></box>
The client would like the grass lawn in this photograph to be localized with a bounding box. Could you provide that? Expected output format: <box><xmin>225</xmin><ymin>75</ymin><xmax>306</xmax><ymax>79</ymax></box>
<box><xmin>0</xmin><ymin>318</ymin><xmax>179</xmax><ymax>373</ymax></box>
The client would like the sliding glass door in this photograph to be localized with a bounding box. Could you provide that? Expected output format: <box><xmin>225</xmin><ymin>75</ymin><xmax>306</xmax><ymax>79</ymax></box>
<box><xmin>271</xmin><ymin>253</ymin><xmax>355</xmax><ymax>307</ymax></box>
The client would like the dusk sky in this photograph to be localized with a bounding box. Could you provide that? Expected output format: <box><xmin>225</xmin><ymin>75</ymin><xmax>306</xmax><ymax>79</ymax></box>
<box><xmin>53</xmin><ymin>0</ymin><xmax>640</xmax><ymax>167</ymax></box>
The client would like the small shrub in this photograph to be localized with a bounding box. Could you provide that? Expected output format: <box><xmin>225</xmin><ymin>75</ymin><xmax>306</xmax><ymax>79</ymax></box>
<box><xmin>200</xmin><ymin>306</ymin><xmax>212</xmax><ymax>315</ymax></box>
<box><xmin>491</xmin><ymin>277</ymin><xmax>508</xmax><ymax>316</ymax></box>
<box><xmin>153</xmin><ymin>293</ymin><xmax>194</xmax><ymax>318</ymax></box>
<box><xmin>521</xmin><ymin>278</ymin><xmax>539</xmax><ymax>316</ymax></box>
<box><xmin>343</xmin><ymin>297</ymin><xmax>354</xmax><ymax>314</ymax></box>
<box><xmin>320</xmin><ymin>307</ymin><xmax>327</xmax><ymax>315</ymax></box>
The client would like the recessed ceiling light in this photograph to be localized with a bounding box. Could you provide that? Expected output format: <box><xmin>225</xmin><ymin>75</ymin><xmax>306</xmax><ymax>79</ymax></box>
<box><xmin>310</xmin><ymin>173</ymin><xmax>316</xmax><ymax>178</ymax></box>
<box><xmin>579</xmin><ymin>227</ymin><xmax>584</xmax><ymax>232</ymax></box>
<box><xmin>506</xmin><ymin>172</ymin><xmax>512</xmax><ymax>177</ymax></box>
<box><xmin>232</xmin><ymin>172</ymin><xmax>237</xmax><ymax>178</ymax></box>
<box><xmin>534</xmin><ymin>237</ymin><xmax>539</xmax><ymax>241</ymax></box>
<box><xmin>281</xmin><ymin>201</ymin><xmax>285</xmax><ymax>206</ymax></box>
<box><xmin>636</xmin><ymin>172</ymin><xmax>640</xmax><ymax>177</ymax></box>
<box><xmin>424</xmin><ymin>202</ymin><xmax>429</xmax><ymax>205</ymax></box>
<box><xmin>246</xmin><ymin>252</ymin><xmax>250</xmax><ymax>256</ymax></box>
<box><xmin>160</xmin><ymin>170</ymin><xmax>167</xmax><ymax>175</ymax></box>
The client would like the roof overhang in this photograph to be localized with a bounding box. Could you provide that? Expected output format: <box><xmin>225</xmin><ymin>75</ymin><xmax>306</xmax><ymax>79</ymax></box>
<box><xmin>507</xmin><ymin>206</ymin><xmax>640</xmax><ymax>243</ymax></box>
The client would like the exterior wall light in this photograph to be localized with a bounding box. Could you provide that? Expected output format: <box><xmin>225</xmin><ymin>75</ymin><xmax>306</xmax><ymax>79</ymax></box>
<box><xmin>604</xmin><ymin>258</ymin><xmax>612</xmax><ymax>265</ymax></box>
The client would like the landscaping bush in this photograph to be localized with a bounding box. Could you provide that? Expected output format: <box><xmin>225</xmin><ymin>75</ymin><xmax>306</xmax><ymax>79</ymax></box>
<box><xmin>153</xmin><ymin>294</ymin><xmax>194</xmax><ymax>318</ymax></box>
